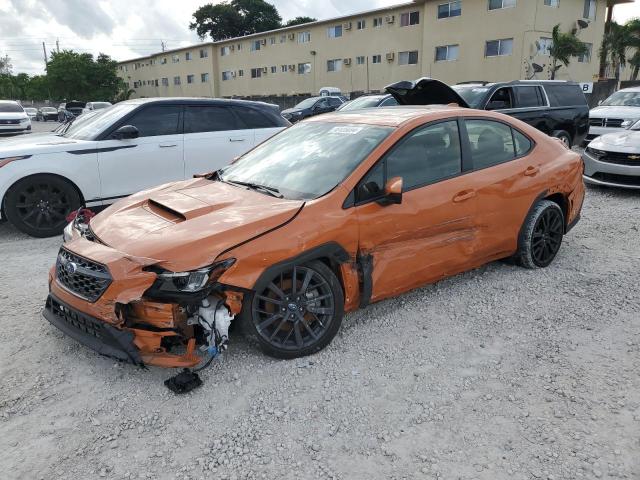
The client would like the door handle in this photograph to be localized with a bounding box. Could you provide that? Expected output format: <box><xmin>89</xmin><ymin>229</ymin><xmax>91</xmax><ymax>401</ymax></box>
<box><xmin>159</xmin><ymin>143</ymin><xmax>177</xmax><ymax>148</ymax></box>
<box><xmin>524</xmin><ymin>166</ymin><xmax>540</xmax><ymax>176</ymax></box>
<box><xmin>453</xmin><ymin>190</ymin><xmax>476</xmax><ymax>203</ymax></box>
<box><xmin>229</xmin><ymin>138</ymin><xmax>246</xmax><ymax>142</ymax></box>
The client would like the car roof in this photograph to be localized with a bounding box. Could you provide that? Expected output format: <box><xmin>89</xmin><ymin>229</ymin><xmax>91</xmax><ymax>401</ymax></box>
<box><xmin>0</xmin><ymin>100</ymin><xmax>19</xmax><ymax>104</ymax></box>
<box><xmin>118</xmin><ymin>97</ymin><xmax>278</xmax><ymax>109</ymax></box>
<box><xmin>306</xmin><ymin>105</ymin><xmax>466</xmax><ymax>127</ymax></box>
<box><xmin>618</xmin><ymin>86</ymin><xmax>640</xmax><ymax>93</ymax></box>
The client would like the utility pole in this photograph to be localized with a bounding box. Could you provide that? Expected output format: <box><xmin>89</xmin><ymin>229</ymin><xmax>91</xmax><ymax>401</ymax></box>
<box><xmin>42</xmin><ymin>42</ymin><xmax>48</xmax><ymax>69</ymax></box>
<box><xmin>56</xmin><ymin>38</ymin><xmax>60</xmax><ymax>53</ymax></box>
<box><xmin>161</xmin><ymin>41</ymin><xmax>167</xmax><ymax>52</ymax></box>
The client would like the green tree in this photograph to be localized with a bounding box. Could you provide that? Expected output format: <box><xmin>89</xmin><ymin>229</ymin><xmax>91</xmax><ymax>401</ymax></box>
<box><xmin>284</xmin><ymin>16</ymin><xmax>316</xmax><ymax>27</ymax></box>
<box><xmin>625</xmin><ymin>18</ymin><xmax>640</xmax><ymax>80</ymax></box>
<box><xmin>25</xmin><ymin>75</ymin><xmax>50</xmax><ymax>101</ymax></box>
<box><xmin>599</xmin><ymin>21</ymin><xmax>633</xmax><ymax>80</ymax></box>
<box><xmin>0</xmin><ymin>55</ymin><xmax>12</xmax><ymax>75</ymax></box>
<box><xmin>190</xmin><ymin>0</ymin><xmax>282</xmax><ymax>40</ymax></box>
<box><xmin>548</xmin><ymin>24</ymin><xmax>589</xmax><ymax>80</ymax></box>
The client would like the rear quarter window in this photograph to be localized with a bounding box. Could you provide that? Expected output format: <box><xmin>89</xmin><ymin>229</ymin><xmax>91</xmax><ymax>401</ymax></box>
<box><xmin>235</xmin><ymin>107</ymin><xmax>278</xmax><ymax>129</ymax></box>
<box><xmin>544</xmin><ymin>84</ymin><xmax>587</xmax><ymax>107</ymax></box>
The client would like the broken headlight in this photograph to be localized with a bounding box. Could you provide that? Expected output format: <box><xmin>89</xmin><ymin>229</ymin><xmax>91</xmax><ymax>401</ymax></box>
<box><xmin>149</xmin><ymin>258</ymin><xmax>236</xmax><ymax>295</ymax></box>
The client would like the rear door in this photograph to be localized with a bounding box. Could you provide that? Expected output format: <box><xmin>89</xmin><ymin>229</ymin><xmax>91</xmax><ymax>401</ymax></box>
<box><xmin>233</xmin><ymin>105</ymin><xmax>285</xmax><ymax>147</ymax></box>
<box><xmin>97</xmin><ymin>104</ymin><xmax>184</xmax><ymax>198</ymax></box>
<box><xmin>183</xmin><ymin>104</ymin><xmax>252</xmax><ymax>176</ymax></box>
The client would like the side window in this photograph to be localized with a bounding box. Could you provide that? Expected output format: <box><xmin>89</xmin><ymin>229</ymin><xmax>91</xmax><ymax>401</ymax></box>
<box><xmin>466</xmin><ymin>119</ymin><xmax>515</xmax><ymax>169</ymax></box>
<box><xmin>515</xmin><ymin>86</ymin><xmax>544</xmax><ymax>108</ymax></box>
<box><xmin>544</xmin><ymin>84</ymin><xmax>587</xmax><ymax>107</ymax></box>
<box><xmin>184</xmin><ymin>106</ymin><xmax>239</xmax><ymax>134</ymax></box>
<box><xmin>318</xmin><ymin>98</ymin><xmax>330</xmax><ymax>108</ymax></box>
<box><xmin>387</xmin><ymin>120</ymin><xmax>462</xmax><ymax>190</ymax></box>
<box><xmin>514</xmin><ymin>129</ymin><xmax>532</xmax><ymax>156</ymax></box>
<box><xmin>125</xmin><ymin>106</ymin><xmax>181</xmax><ymax>137</ymax></box>
<box><xmin>356</xmin><ymin>160</ymin><xmax>385</xmax><ymax>203</ymax></box>
<box><xmin>235</xmin><ymin>107</ymin><xmax>275</xmax><ymax>129</ymax></box>
<box><xmin>380</xmin><ymin>97</ymin><xmax>398</xmax><ymax>107</ymax></box>
<box><xmin>487</xmin><ymin>87</ymin><xmax>513</xmax><ymax>110</ymax></box>
<box><xmin>328</xmin><ymin>97</ymin><xmax>342</xmax><ymax>107</ymax></box>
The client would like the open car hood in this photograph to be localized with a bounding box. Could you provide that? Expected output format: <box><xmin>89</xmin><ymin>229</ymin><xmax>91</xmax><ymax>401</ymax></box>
<box><xmin>385</xmin><ymin>78</ymin><xmax>470</xmax><ymax>108</ymax></box>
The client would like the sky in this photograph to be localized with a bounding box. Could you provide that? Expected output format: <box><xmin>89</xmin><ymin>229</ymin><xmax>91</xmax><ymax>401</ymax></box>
<box><xmin>1</xmin><ymin>0</ymin><xmax>638</xmax><ymax>75</ymax></box>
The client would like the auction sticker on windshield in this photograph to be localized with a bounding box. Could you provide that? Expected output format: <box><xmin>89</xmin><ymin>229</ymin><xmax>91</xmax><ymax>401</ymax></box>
<box><xmin>328</xmin><ymin>125</ymin><xmax>364</xmax><ymax>135</ymax></box>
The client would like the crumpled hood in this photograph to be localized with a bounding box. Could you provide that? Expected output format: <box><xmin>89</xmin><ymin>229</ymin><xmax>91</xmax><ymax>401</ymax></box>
<box><xmin>0</xmin><ymin>133</ymin><xmax>92</xmax><ymax>156</ymax></box>
<box><xmin>589</xmin><ymin>106</ymin><xmax>640</xmax><ymax>119</ymax></box>
<box><xmin>90</xmin><ymin>178</ymin><xmax>304</xmax><ymax>271</ymax></box>
<box><xmin>589</xmin><ymin>130</ymin><xmax>640</xmax><ymax>152</ymax></box>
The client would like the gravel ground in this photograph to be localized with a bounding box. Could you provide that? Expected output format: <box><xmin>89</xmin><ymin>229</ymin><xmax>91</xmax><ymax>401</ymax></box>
<box><xmin>0</xmin><ymin>183</ymin><xmax>639</xmax><ymax>480</ymax></box>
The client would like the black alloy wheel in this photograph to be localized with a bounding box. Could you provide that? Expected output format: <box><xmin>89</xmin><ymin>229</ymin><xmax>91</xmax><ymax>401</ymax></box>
<box><xmin>5</xmin><ymin>174</ymin><xmax>81</xmax><ymax>237</ymax></box>
<box><xmin>243</xmin><ymin>261</ymin><xmax>344</xmax><ymax>359</ymax></box>
<box><xmin>516</xmin><ymin>200</ymin><xmax>564</xmax><ymax>269</ymax></box>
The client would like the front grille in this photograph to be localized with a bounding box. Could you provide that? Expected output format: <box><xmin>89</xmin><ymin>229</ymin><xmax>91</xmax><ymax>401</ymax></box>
<box><xmin>591</xmin><ymin>172</ymin><xmax>640</xmax><ymax>187</ymax></box>
<box><xmin>589</xmin><ymin>118</ymin><xmax>603</xmax><ymax>127</ymax></box>
<box><xmin>589</xmin><ymin>118</ymin><xmax>624</xmax><ymax>128</ymax></box>
<box><xmin>598</xmin><ymin>152</ymin><xmax>640</xmax><ymax>166</ymax></box>
<box><xmin>47</xmin><ymin>295</ymin><xmax>105</xmax><ymax>340</ymax></box>
<box><xmin>0</xmin><ymin>119</ymin><xmax>20</xmax><ymax>125</ymax></box>
<box><xmin>56</xmin><ymin>248</ymin><xmax>111</xmax><ymax>302</ymax></box>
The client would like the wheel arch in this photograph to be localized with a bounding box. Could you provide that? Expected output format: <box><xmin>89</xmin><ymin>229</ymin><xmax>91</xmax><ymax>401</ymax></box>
<box><xmin>2</xmin><ymin>172</ymin><xmax>86</xmax><ymax>216</ymax></box>
<box><xmin>544</xmin><ymin>192</ymin><xmax>569</xmax><ymax>231</ymax></box>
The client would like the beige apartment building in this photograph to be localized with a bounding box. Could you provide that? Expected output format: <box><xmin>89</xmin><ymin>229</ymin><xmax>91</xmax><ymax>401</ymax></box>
<box><xmin>117</xmin><ymin>0</ymin><xmax>634</xmax><ymax>100</ymax></box>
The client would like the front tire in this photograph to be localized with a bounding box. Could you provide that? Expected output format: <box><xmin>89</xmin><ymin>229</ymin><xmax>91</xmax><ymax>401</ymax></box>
<box><xmin>240</xmin><ymin>260</ymin><xmax>344</xmax><ymax>359</ymax></box>
<box><xmin>4</xmin><ymin>174</ymin><xmax>82</xmax><ymax>237</ymax></box>
<box><xmin>516</xmin><ymin>200</ymin><xmax>564</xmax><ymax>269</ymax></box>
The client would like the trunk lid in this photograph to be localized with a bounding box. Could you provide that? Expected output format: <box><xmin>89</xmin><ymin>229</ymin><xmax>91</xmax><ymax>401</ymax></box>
<box><xmin>385</xmin><ymin>78</ymin><xmax>470</xmax><ymax>108</ymax></box>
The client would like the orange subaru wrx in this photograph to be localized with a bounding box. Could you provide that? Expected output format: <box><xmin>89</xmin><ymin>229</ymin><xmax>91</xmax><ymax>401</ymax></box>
<box><xmin>44</xmin><ymin>79</ymin><xmax>584</xmax><ymax>374</ymax></box>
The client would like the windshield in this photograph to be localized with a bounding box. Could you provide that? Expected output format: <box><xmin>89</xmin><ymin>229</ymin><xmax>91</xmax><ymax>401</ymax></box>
<box><xmin>339</xmin><ymin>96</ymin><xmax>384</xmax><ymax>111</ymax></box>
<box><xmin>600</xmin><ymin>91</ymin><xmax>640</xmax><ymax>107</ymax></box>
<box><xmin>42</xmin><ymin>107</ymin><xmax>57</xmax><ymax>113</ymax></box>
<box><xmin>24</xmin><ymin>108</ymin><xmax>37</xmax><ymax>113</ymax></box>
<box><xmin>61</xmin><ymin>103</ymin><xmax>137</xmax><ymax>140</ymax></box>
<box><xmin>293</xmin><ymin>98</ymin><xmax>319</xmax><ymax>110</ymax></box>
<box><xmin>0</xmin><ymin>103</ymin><xmax>24</xmax><ymax>113</ymax></box>
<box><xmin>92</xmin><ymin>102</ymin><xmax>111</xmax><ymax>109</ymax></box>
<box><xmin>220</xmin><ymin>122</ymin><xmax>393</xmax><ymax>200</ymax></box>
<box><xmin>452</xmin><ymin>85</ymin><xmax>490</xmax><ymax>108</ymax></box>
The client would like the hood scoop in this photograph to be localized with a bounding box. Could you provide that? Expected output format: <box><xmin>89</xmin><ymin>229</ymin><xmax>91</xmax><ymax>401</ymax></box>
<box><xmin>146</xmin><ymin>199</ymin><xmax>186</xmax><ymax>222</ymax></box>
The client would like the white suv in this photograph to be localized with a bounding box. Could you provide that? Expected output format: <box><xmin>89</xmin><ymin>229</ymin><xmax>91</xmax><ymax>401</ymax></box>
<box><xmin>0</xmin><ymin>98</ymin><xmax>289</xmax><ymax>236</ymax></box>
<box><xmin>0</xmin><ymin>101</ymin><xmax>31</xmax><ymax>135</ymax></box>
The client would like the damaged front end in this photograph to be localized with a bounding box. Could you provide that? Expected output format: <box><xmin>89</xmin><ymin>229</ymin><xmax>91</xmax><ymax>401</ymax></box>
<box><xmin>43</xmin><ymin>234</ymin><xmax>242</xmax><ymax>371</ymax></box>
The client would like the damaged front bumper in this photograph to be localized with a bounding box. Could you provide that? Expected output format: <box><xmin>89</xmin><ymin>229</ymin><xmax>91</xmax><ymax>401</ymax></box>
<box><xmin>43</xmin><ymin>239</ymin><xmax>242</xmax><ymax>369</ymax></box>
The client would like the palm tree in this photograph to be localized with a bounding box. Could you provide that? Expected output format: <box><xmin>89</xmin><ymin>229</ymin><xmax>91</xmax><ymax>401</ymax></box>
<box><xmin>626</xmin><ymin>18</ymin><xmax>640</xmax><ymax>80</ymax></box>
<box><xmin>600</xmin><ymin>21</ymin><xmax>632</xmax><ymax>80</ymax></box>
<box><xmin>548</xmin><ymin>24</ymin><xmax>589</xmax><ymax>80</ymax></box>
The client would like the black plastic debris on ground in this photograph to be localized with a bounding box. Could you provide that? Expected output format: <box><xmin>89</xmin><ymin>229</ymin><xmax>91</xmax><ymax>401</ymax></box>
<box><xmin>164</xmin><ymin>369</ymin><xmax>203</xmax><ymax>394</ymax></box>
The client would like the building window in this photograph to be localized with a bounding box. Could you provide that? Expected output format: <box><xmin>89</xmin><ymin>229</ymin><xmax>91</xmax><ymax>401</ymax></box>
<box><xmin>398</xmin><ymin>50</ymin><xmax>419</xmax><ymax>65</ymax></box>
<box><xmin>298</xmin><ymin>62</ymin><xmax>311</xmax><ymax>74</ymax></box>
<box><xmin>543</xmin><ymin>0</ymin><xmax>559</xmax><ymax>6</ymax></box>
<box><xmin>400</xmin><ymin>11</ymin><xmax>419</xmax><ymax>26</ymax></box>
<box><xmin>201</xmin><ymin>73</ymin><xmax>210</xmax><ymax>82</ymax></box>
<box><xmin>578</xmin><ymin>42</ymin><xmax>592</xmax><ymax>62</ymax></box>
<box><xmin>435</xmin><ymin>44</ymin><xmax>459</xmax><ymax>61</ymax></box>
<box><xmin>173</xmin><ymin>76</ymin><xmax>181</xmax><ymax>85</ymax></box>
<box><xmin>154</xmin><ymin>79</ymin><xmax>158</xmax><ymax>86</ymax></box>
<box><xmin>488</xmin><ymin>0</ymin><xmax>516</xmax><ymax>10</ymax></box>
<box><xmin>221</xmin><ymin>46</ymin><xmax>231</xmax><ymax>56</ymax></box>
<box><xmin>327</xmin><ymin>25</ymin><xmax>342</xmax><ymax>38</ymax></box>
<box><xmin>485</xmin><ymin>38</ymin><xmax>513</xmax><ymax>56</ymax></box>
<box><xmin>251</xmin><ymin>68</ymin><xmax>262</xmax><ymax>78</ymax></box>
<box><xmin>357</xmin><ymin>19</ymin><xmax>366</xmax><ymax>30</ymax></box>
<box><xmin>280</xmin><ymin>34</ymin><xmax>287</xmax><ymax>43</ymax></box>
<box><xmin>237</xmin><ymin>43</ymin><xmax>243</xmax><ymax>51</ymax></box>
<box><xmin>187</xmin><ymin>74</ymin><xmax>194</xmax><ymax>84</ymax></box>
<box><xmin>251</xmin><ymin>40</ymin><xmax>261</xmax><ymax>52</ymax></box>
<box><xmin>327</xmin><ymin>59</ymin><xmax>343</xmax><ymax>72</ymax></box>
<box><xmin>200</xmin><ymin>49</ymin><xmax>208</xmax><ymax>58</ymax></box>
<box><xmin>372</xmin><ymin>54</ymin><xmax>382</xmax><ymax>64</ymax></box>
<box><xmin>186</xmin><ymin>52</ymin><xmax>192</xmax><ymax>61</ymax></box>
<box><xmin>356</xmin><ymin>56</ymin><xmax>365</xmax><ymax>65</ymax></box>
<box><xmin>373</xmin><ymin>17</ymin><xmax>383</xmax><ymax>27</ymax></box>
<box><xmin>269</xmin><ymin>36</ymin><xmax>276</xmax><ymax>45</ymax></box>
<box><xmin>222</xmin><ymin>71</ymin><xmax>233</xmax><ymax>81</ymax></box>
<box><xmin>438</xmin><ymin>1</ymin><xmax>462</xmax><ymax>18</ymax></box>
<box><xmin>172</xmin><ymin>55</ymin><xmax>179</xmax><ymax>63</ymax></box>
<box><xmin>583</xmin><ymin>0</ymin><xmax>595</xmax><ymax>19</ymax></box>
<box><xmin>281</xmin><ymin>64</ymin><xmax>288</xmax><ymax>72</ymax></box>
<box><xmin>270</xmin><ymin>65</ymin><xmax>277</xmax><ymax>73</ymax></box>
<box><xmin>298</xmin><ymin>31</ymin><xmax>311</xmax><ymax>43</ymax></box>
<box><xmin>161</xmin><ymin>57</ymin><xmax>167</xmax><ymax>64</ymax></box>
<box><xmin>161</xmin><ymin>77</ymin><xmax>169</xmax><ymax>86</ymax></box>
<box><xmin>238</xmin><ymin>69</ymin><xmax>244</xmax><ymax>77</ymax></box>
<box><xmin>538</xmin><ymin>37</ymin><xmax>552</xmax><ymax>56</ymax></box>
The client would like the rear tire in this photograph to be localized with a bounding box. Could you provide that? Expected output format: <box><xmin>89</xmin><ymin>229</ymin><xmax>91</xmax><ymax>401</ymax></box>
<box><xmin>4</xmin><ymin>174</ymin><xmax>82</xmax><ymax>237</ymax></box>
<box><xmin>515</xmin><ymin>200</ymin><xmax>564</xmax><ymax>269</ymax></box>
<box><xmin>240</xmin><ymin>260</ymin><xmax>344</xmax><ymax>359</ymax></box>
<box><xmin>553</xmin><ymin>131</ymin><xmax>572</xmax><ymax>148</ymax></box>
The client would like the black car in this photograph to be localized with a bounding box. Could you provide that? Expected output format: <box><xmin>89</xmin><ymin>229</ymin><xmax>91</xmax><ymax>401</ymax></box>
<box><xmin>37</xmin><ymin>107</ymin><xmax>59</xmax><ymax>121</ymax></box>
<box><xmin>58</xmin><ymin>101</ymin><xmax>86</xmax><ymax>122</ymax></box>
<box><xmin>386</xmin><ymin>79</ymin><xmax>588</xmax><ymax>147</ymax></box>
<box><xmin>281</xmin><ymin>96</ymin><xmax>345</xmax><ymax>123</ymax></box>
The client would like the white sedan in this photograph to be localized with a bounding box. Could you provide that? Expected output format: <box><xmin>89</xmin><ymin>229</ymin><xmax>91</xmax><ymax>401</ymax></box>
<box><xmin>0</xmin><ymin>98</ymin><xmax>288</xmax><ymax>236</ymax></box>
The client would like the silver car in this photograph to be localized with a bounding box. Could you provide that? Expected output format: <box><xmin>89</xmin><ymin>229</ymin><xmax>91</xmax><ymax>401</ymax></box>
<box><xmin>583</xmin><ymin>119</ymin><xmax>640</xmax><ymax>189</ymax></box>
<box><xmin>586</xmin><ymin>87</ymin><xmax>640</xmax><ymax>144</ymax></box>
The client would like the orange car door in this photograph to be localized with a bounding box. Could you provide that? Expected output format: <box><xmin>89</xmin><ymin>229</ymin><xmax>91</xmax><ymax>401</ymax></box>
<box><xmin>463</xmin><ymin>118</ymin><xmax>542</xmax><ymax>261</ymax></box>
<box><xmin>353</xmin><ymin>119</ymin><xmax>478</xmax><ymax>303</ymax></box>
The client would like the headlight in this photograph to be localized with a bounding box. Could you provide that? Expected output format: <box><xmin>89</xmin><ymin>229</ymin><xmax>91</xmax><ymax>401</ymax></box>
<box><xmin>585</xmin><ymin>146</ymin><xmax>606</xmax><ymax>159</ymax></box>
<box><xmin>621</xmin><ymin>119</ymin><xmax>635</xmax><ymax>128</ymax></box>
<box><xmin>62</xmin><ymin>221</ymin><xmax>75</xmax><ymax>243</ymax></box>
<box><xmin>627</xmin><ymin>119</ymin><xmax>640</xmax><ymax>131</ymax></box>
<box><xmin>148</xmin><ymin>258</ymin><xmax>236</xmax><ymax>295</ymax></box>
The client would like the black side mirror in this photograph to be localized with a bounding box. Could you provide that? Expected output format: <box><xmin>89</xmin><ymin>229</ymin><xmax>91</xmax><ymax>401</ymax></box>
<box><xmin>112</xmin><ymin>125</ymin><xmax>139</xmax><ymax>140</ymax></box>
<box><xmin>377</xmin><ymin>177</ymin><xmax>403</xmax><ymax>206</ymax></box>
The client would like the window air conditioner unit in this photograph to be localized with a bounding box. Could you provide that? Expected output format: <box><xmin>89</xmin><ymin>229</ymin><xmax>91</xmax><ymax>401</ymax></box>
<box><xmin>232</xmin><ymin>72</ymin><xmax>236</xmax><ymax>78</ymax></box>
<box><xmin>288</xmin><ymin>33</ymin><xmax>295</xmax><ymax>40</ymax></box>
<box><xmin>262</xmin><ymin>67</ymin><xmax>268</xmax><ymax>73</ymax></box>
<box><xmin>344</xmin><ymin>22</ymin><xmax>352</xmax><ymax>30</ymax></box>
<box><xmin>386</xmin><ymin>15</ymin><xmax>395</xmax><ymax>23</ymax></box>
<box><xmin>343</xmin><ymin>58</ymin><xmax>351</xmax><ymax>65</ymax></box>
<box><xmin>289</xmin><ymin>64</ymin><xmax>295</xmax><ymax>71</ymax></box>
<box><xmin>260</xmin><ymin>39</ymin><xmax>267</xmax><ymax>45</ymax></box>
<box><xmin>386</xmin><ymin>52</ymin><xmax>395</xmax><ymax>61</ymax></box>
